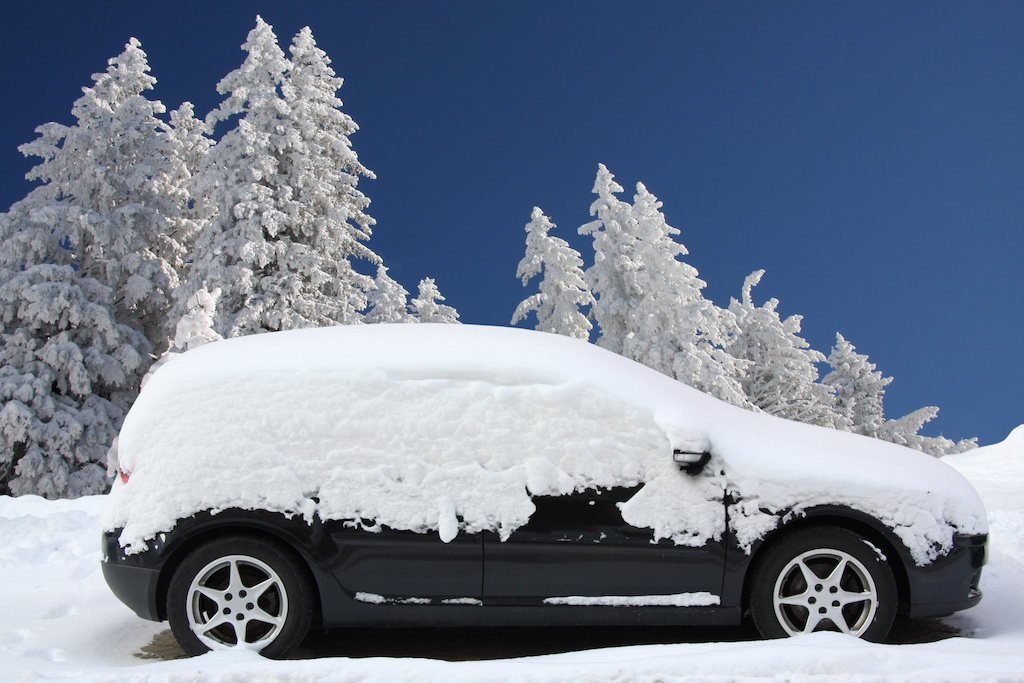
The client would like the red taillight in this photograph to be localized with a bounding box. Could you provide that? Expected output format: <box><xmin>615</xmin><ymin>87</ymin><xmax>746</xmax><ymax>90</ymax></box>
<box><xmin>118</xmin><ymin>469</ymin><xmax>130</xmax><ymax>484</ymax></box>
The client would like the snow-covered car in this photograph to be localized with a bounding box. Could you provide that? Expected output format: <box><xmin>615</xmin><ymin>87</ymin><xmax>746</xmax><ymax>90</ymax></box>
<box><xmin>101</xmin><ymin>324</ymin><xmax>987</xmax><ymax>658</ymax></box>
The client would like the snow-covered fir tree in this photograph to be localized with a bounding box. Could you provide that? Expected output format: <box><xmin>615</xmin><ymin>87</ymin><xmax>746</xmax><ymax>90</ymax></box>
<box><xmin>511</xmin><ymin>207</ymin><xmax>594</xmax><ymax>340</ymax></box>
<box><xmin>173</xmin><ymin>287</ymin><xmax>224</xmax><ymax>352</ymax></box>
<box><xmin>9</xmin><ymin>38</ymin><xmax>190</xmax><ymax>353</ymax></box>
<box><xmin>163</xmin><ymin>101</ymin><xmax>214</xmax><ymax>267</ymax></box>
<box><xmin>167</xmin><ymin>102</ymin><xmax>213</xmax><ymax>183</ymax></box>
<box><xmin>579</xmin><ymin>166</ymin><xmax>748</xmax><ymax>407</ymax></box>
<box><xmin>880</xmin><ymin>408</ymin><xmax>976</xmax><ymax>456</ymax></box>
<box><xmin>823</xmin><ymin>333</ymin><xmax>975</xmax><ymax>456</ymax></box>
<box><xmin>727</xmin><ymin>270</ymin><xmax>835</xmax><ymax>427</ymax></box>
<box><xmin>577</xmin><ymin>165</ymin><xmax>635</xmax><ymax>355</ymax></box>
<box><xmin>365</xmin><ymin>266</ymin><xmax>416</xmax><ymax>323</ymax></box>
<box><xmin>182</xmin><ymin>18</ymin><xmax>380</xmax><ymax>337</ymax></box>
<box><xmin>0</xmin><ymin>265</ymin><xmax>147</xmax><ymax>498</ymax></box>
<box><xmin>0</xmin><ymin>38</ymin><xmax>192</xmax><ymax>497</ymax></box>
<box><xmin>822</xmin><ymin>333</ymin><xmax>889</xmax><ymax>436</ymax></box>
<box><xmin>411</xmin><ymin>278</ymin><xmax>460</xmax><ymax>323</ymax></box>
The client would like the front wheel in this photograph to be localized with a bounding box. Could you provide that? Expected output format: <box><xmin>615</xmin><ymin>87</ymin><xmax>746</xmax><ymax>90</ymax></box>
<box><xmin>167</xmin><ymin>535</ymin><xmax>314</xmax><ymax>658</ymax></box>
<box><xmin>749</xmin><ymin>526</ymin><xmax>897</xmax><ymax>641</ymax></box>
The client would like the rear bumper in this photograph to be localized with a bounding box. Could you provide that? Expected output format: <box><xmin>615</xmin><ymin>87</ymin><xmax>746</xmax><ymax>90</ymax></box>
<box><xmin>101</xmin><ymin>530</ymin><xmax>163</xmax><ymax>621</ymax></box>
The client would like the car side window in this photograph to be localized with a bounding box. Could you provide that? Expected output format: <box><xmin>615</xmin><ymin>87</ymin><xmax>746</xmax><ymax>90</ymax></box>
<box><xmin>523</xmin><ymin>486</ymin><xmax>642</xmax><ymax>535</ymax></box>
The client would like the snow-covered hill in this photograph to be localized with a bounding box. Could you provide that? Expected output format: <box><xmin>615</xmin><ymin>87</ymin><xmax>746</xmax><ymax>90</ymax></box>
<box><xmin>1</xmin><ymin>427</ymin><xmax>1023</xmax><ymax>682</ymax></box>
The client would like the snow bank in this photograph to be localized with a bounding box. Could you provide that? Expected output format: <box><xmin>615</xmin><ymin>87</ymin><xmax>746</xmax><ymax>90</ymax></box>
<box><xmin>944</xmin><ymin>424</ymin><xmax>1024</xmax><ymax>475</ymax></box>
<box><xmin>104</xmin><ymin>324</ymin><xmax>986</xmax><ymax>564</ymax></box>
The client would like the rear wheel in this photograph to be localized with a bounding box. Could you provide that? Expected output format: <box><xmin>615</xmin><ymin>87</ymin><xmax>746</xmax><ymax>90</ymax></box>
<box><xmin>167</xmin><ymin>535</ymin><xmax>313</xmax><ymax>658</ymax></box>
<box><xmin>749</xmin><ymin>526</ymin><xmax>897</xmax><ymax>641</ymax></box>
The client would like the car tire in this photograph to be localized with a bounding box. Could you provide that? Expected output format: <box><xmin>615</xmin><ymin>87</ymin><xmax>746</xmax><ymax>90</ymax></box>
<box><xmin>749</xmin><ymin>526</ymin><xmax>897</xmax><ymax>641</ymax></box>
<box><xmin>167</xmin><ymin>535</ymin><xmax>314</xmax><ymax>658</ymax></box>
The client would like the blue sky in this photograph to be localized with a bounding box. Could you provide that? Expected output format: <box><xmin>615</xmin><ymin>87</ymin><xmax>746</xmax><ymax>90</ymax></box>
<box><xmin>1</xmin><ymin>2</ymin><xmax>1020</xmax><ymax>446</ymax></box>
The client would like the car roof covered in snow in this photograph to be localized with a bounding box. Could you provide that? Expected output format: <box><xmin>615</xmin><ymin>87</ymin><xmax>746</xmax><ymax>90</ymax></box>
<box><xmin>105</xmin><ymin>324</ymin><xmax>987</xmax><ymax>563</ymax></box>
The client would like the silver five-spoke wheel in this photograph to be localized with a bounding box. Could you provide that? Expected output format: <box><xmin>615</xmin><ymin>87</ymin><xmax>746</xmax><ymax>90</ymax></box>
<box><xmin>186</xmin><ymin>554</ymin><xmax>288</xmax><ymax>650</ymax></box>
<box><xmin>772</xmin><ymin>548</ymin><xmax>877</xmax><ymax>636</ymax></box>
<box><xmin>750</xmin><ymin>526</ymin><xmax>897</xmax><ymax>642</ymax></box>
<box><xmin>168</xmin><ymin>536</ymin><xmax>313</xmax><ymax>658</ymax></box>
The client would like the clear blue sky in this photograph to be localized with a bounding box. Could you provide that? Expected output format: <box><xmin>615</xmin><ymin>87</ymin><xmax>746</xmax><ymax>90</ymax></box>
<box><xmin>1</xmin><ymin>2</ymin><xmax>1020</xmax><ymax>446</ymax></box>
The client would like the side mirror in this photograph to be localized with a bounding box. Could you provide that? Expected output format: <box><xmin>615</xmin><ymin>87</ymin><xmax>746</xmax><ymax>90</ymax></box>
<box><xmin>673</xmin><ymin>449</ymin><xmax>711</xmax><ymax>475</ymax></box>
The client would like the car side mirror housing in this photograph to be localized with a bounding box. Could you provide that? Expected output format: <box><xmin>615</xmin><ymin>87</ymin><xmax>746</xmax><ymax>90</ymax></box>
<box><xmin>673</xmin><ymin>449</ymin><xmax>711</xmax><ymax>475</ymax></box>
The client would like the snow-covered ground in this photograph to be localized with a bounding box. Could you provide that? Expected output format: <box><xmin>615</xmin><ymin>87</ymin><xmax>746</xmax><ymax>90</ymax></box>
<box><xmin>1</xmin><ymin>426</ymin><xmax>1022</xmax><ymax>682</ymax></box>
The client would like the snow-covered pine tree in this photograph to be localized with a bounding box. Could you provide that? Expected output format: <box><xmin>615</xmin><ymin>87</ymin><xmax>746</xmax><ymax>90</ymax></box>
<box><xmin>879</xmin><ymin>408</ymin><xmax>976</xmax><ymax>456</ymax></box>
<box><xmin>182</xmin><ymin>18</ymin><xmax>380</xmax><ymax>337</ymax></box>
<box><xmin>0</xmin><ymin>38</ymin><xmax>192</xmax><ymax>497</ymax></box>
<box><xmin>0</xmin><ymin>265</ymin><xmax>147</xmax><ymax>497</ymax></box>
<box><xmin>579</xmin><ymin>166</ymin><xmax>748</xmax><ymax>406</ymax></box>
<box><xmin>411</xmin><ymin>278</ymin><xmax>460</xmax><ymax>323</ymax></box>
<box><xmin>822</xmin><ymin>333</ymin><xmax>889</xmax><ymax>436</ymax></box>
<box><xmin>879</xmin><ymin>407</ymin><xmax>944</xmax><ymax>456</ymax></box>
<box><xmin>365</xmin><ymin>266</ymin><xmax>416</xmax><ymax>323</ymax></box>
<box><xmin>173</xmin><ymin>287</ymin><xmax>224</xmax><ymax>352</ymax></box>
<box><xmin>727</xmin><ymin>270</ymin><xmax>835</xmax><ymax>426</ymax></box>
<box><xmin>11</xmin><ymin>38</ymin><xmax>189</xmax><ymax>354</ymax></box>
<box><xmin>511</xmin><ymin>207</ymin><xmax>594</xmax><ymax>340</ymax></box>
<box><xmin>167</xmin><ymin>102</ymin><xmax>213</xmax><ymax>182</ymax></box>
<box><xmin>823</xmin><ymin>333</ymin><xmax>976</xmax><ymax>456</ymax></box>
<box><xmin>577</xmin><ymin>165</ymin><xmax>634</xmax><ymax>355</ymax></box>
<box><xmin>163</xmin><ymin>102</ymin><xmax>213</xmax><ymax>273</ymax></box>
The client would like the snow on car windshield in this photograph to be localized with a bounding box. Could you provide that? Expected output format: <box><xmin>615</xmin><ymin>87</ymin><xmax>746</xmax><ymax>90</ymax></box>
<box><xmin>103</xmin><ymin>324</ymin><xmax>986</xmax><ymax>564</ymax></box>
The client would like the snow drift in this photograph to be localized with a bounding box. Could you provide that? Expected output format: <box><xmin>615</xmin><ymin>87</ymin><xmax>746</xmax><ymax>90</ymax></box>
<box><xmin>104</xmin><ymin>324</ymin><xmax>986</xmax><ymax>564</ymax></box>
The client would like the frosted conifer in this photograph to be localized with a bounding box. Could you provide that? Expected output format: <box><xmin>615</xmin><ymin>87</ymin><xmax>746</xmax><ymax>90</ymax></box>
<box><xmin>879</xmin><ymin>408</ymin><xmax>975</xmax><ymax>456</ymax></box>
<box><xmin>728</xmin><ymin>270</ymin><xmax>835</xmax><ymax>426</ymax></box>
<box><xmin>824</xmin><ymin>333</ymin><xmax>976</xmax><ymax>456</ymax></box>
<box><xmin>0</xmin><ymin>265</ymin><xmax>147</xmax><ymax>497</ymax></box>
<box><xmin>163</xmin><ymin>102</ymin><xmax>213</xmax><ymax>267</ymax></box>
<box><xmin>580</xmin><ymin>166</ymin><xmax>747</xmax><ymax>406</ymax></box>
<box><xmin>578</xmin><ymin>165</ymin><xmax>634</xmax><ymax>355</ymax></box>
<box><xmin>411</xmin><ymin>278</ymin><xmax>460</xmax><ymax>324</ymax></box>
<box><xmin>0</xmin><ymin>39</ymin><xmax>190</xmax><ymax>496</ymax></box>
<box><xmin>366</xmin><ymin>266</ymin><xmax>416</xmax><ymax>324</ymax></box>
<box><xmin>10</xmin><ymin>38</ymin><xmax>188</xmax><ymax>352</ymax></box>
<box><xmin>511</xmin><ymin>207</ymin><xmax>593</xmax><ymax>340</ymax></box>
<box><xmin>183</xmin><ymin>18</ymin><xmax>380</xmax><ymax>337</ymax></box>
<box><xmin>173</xmin><ymin>288</ymin><xmax>224</xmax><ymax>352</ymax></box>
<box><xmin>823</xmin><ymin>333</ymin><xmax>890</xmax><ymax>436</ymax></box>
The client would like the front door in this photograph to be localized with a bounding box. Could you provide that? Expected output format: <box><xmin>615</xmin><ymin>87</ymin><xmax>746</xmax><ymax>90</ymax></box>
<box><xmin>483</xmin><ymin>486</ymin><xmax>725</xmax><ymax>604</ymax></box>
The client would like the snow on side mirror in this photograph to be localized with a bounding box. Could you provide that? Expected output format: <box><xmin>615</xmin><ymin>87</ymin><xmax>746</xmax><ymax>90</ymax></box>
<box><xmin>673</xmin><ymin>449</ymin><xmax>711</xmax><ymax>475</ymax></box>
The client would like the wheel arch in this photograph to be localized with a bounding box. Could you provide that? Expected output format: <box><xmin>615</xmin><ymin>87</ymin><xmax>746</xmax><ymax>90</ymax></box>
<box><xmin>741</xmin><ymin>507</ymin><xmax>914</xmax><ymax>618</ymax></box>
<box><xmin>154</xmin><ymin>511</ymin><xmax>333</xmax><ymax>625</ymax></box>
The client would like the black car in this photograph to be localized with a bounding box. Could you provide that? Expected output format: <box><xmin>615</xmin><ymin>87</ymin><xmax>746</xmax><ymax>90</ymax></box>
<box><xmin>101</xmin><ymin>325</ymin><xmax>987</xmax><ymax>658</ymax></box>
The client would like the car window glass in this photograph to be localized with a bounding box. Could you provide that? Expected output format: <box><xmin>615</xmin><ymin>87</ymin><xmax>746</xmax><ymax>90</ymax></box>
<box><xmin>523</xmin><ymin>486</ymin><xmax>642</xmax><ymax>534</ymax></box>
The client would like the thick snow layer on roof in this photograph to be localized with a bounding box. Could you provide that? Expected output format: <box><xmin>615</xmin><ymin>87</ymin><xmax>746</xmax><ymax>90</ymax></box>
<box><xmin>103</xmin><ymin>324</ymin><xmax>986</xmax><ymax>564</ymax></box>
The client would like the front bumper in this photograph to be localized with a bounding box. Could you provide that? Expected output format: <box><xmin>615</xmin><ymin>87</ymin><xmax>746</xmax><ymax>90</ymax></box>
<box><xmin>101</xmin><ymin>530</ymin><xmax>163</xmax><ymax>621</ymax></box>
<box><xmin>906</xmin><ymin>532</ymin><xmax>987</xmax><ymax>618</ymax></box>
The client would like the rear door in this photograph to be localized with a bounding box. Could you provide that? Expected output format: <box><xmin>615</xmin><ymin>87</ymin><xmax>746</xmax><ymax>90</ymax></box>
<box><xmin>322</xmin><ymin>523</ymin><xmax>482</xmax><ymax>602</ymax></box>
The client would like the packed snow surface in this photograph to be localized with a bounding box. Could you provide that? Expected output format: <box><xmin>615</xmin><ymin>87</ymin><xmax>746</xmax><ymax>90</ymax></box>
<box><xmin>105</xmin><ymin>324</ymin><xmax>985</xmax><ymax>565</ymax></box>
<box><xmin>0</xmin><ymin>426</ymin><xmax>1021</xmax><ymax>681</ymax></box>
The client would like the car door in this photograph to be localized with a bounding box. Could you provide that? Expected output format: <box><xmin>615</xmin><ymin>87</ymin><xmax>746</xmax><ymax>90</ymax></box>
<box><xmin>482</xmin><ymin>485</ymin><xmax>726</xmax><ymax>604</ymax></box>
<box><xmin>321</xmin><ymin>522</ymin><xmax>482</xmax><ymax>602</ymax></box>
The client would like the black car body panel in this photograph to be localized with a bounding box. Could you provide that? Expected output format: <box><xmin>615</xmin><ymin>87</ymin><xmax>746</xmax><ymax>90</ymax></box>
<box><xmin>100</xmin><ymin>492</ymin><xmax>985</xmax><ymax>630</ymax></box>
